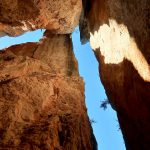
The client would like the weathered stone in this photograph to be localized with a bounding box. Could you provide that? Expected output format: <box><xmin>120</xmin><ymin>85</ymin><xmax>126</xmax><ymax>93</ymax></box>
<box><xmin>0</xmin><ymin>0</ymin><xmax>82</xmax><ymax>36</ymax></box>
<box><xmin>80</xmin><ymin>0</ymin><xmax>150</xmax><ymax>149</ymax></box>
<box><xmin>0</xmin><ymin>31</ymin><xmax>97</xmax><ymax>150</ymax></box>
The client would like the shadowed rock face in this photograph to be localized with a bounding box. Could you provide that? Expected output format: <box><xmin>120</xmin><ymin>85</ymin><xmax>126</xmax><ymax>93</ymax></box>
<box><xmin>80</xmin><ymin>0</ymin><xmax>150</xmax><ymax>149</ymax></box>
<box><xmin>0</xmin><ymin>0</ymin><xmax>82</xmax><ymax>36</ymax></box>
<box><xmin>0</xmin><ymin>31</ymin><xmax>97</xmax><ymax>150</ymax></box>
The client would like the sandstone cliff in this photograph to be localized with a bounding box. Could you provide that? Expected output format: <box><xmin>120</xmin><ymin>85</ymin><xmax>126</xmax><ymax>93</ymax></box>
<box><xmin>1</xmin><ymin>0</ymin><xmax>150</xmax><ymax>149</ymax></box>
<box><xmin>80</xmin><ymin>0</ymin><xmax>150</xmax><ymax>149</ymax></box>
<box><xmin>0</xmin><ymin>1</ymin><xmax>98</xmax><ymax>150</ymax></box>
<box><xmin>0</xmin><ymin>31</ymin><xmax>97</xmax><ymax>149</ymax></box>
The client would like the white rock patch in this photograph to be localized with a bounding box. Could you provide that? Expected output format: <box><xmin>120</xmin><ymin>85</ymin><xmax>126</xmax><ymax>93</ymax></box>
<box><xmin>90</xmin><ymin>19</ymin><xmax>150</xmax><ymax>82</ymax></box>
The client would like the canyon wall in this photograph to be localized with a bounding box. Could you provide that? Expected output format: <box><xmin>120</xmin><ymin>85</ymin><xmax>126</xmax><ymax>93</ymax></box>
<box><xmin>80</xmin><ymin>0</ymin><xmax>150</xmax><ymax>149</ymax></box>
<box><xmin>0</xmin><ymin>31</ymin><xmax>97</xmax><ymax>150</ymax></box>
<box><xmin>0</xmin><ymin>0</ymin><xmax>149</xmax><ymax>149</ymax></box>
<box><xmin>0</xmin><ymin>1</ymin><xmax>97</xmax><ymax>149</ymax></box>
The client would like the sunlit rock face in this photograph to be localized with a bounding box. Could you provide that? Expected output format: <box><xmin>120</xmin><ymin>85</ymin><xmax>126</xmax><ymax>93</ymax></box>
<box><xmin>90</xmin><ymin>19</ymin><xmax>150</xmax><ymax>82</ymax></box>
<box><xmin>0</xmin><ymin>31</ymin><xmax>97</xmax><ymax>150</ymax></box>
<box><xmin>80</xmin><ymin>0</ymin><xmax>150</xmax><ymax>149</ymax></box>
<box><xmin>0</xmin><ymin>0</ymin><xmax>82</xmax><ymax>36</ymax></box>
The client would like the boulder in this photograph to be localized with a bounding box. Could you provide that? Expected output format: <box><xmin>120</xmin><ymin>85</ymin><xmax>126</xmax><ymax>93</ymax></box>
<box><xmin>0</xmin><ymin>0</ymin><xmax>82</xmax><ymax>36</ymax></box>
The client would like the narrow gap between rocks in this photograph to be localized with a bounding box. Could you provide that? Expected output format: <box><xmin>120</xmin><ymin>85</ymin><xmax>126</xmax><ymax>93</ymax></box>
<box><xmin>0</xmin><ymin>29</ymin><xmax>126</xmax><ymax>150</ymax></box>
<box><xmin>0</xmin><ymin>29</ymin><xmax>45</xmax><ymax>50</ymax></box>
<box><xmin>72</xmin><ymin>27</ymin><xmax>126</xmax><ymax>150</ymax></box>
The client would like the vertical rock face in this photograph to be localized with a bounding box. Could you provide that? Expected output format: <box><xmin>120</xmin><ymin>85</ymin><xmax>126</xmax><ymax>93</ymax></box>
<box><xmin>0</xmin><ymin>0</ymin><xmax>82</xmax><ymax>36</ymax></box>
<box><xmin>0</xmin><ymin>31</ymin><xmax>97</xmax><ymax>150</ymax></box>
<box><xmin>80</xmin><ymin>0</ymin><xmax>150</xmax><ymax>149</ymax></box>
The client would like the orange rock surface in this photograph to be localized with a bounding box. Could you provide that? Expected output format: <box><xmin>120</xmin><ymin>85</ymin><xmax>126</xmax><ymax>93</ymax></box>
<box><xmin>0</xmin><ymin>31</ymin><xmax>97</xmax><ymax>149</ymax></box>
<box><xmin>0</xmin><ymin>0</ymin><xmax>82</xmax><ymax>36</ymax></box>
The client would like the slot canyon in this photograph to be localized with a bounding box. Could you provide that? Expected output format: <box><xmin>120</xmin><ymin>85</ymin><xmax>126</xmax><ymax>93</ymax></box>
<box><xmin>0</xmin><ymin>0</ymin><xmax>149</xmax><ymax>150</ymax></box>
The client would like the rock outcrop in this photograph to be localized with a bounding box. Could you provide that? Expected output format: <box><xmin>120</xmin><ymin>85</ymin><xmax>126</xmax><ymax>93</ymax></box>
<box><xmin>80</xmin><ymin>0</ymin><xmax>150</xmax><ymax>149</ymax></box>
<box><xmin>0</xmin><ymin>31</ymin><xmax>97</xmax><ymax>150</ymax></box>
<box><xmin>0</xmin><ymin>0</ymin><xmax>82</xmax><ymax>36</ymax></box>
<box><xmin>1</xmin><ymin>0</ymin><xmax>150</xmax><ymax>149</ymax></box>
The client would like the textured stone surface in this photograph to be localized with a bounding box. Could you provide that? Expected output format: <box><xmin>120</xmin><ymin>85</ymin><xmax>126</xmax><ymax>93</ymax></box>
<box><xmin>80</xmin><ymin>0</ymin><xmax>150</xmax><ymax>149</ymax></box>
<box><xmin>0</xmin><ymin>31</ymin><xmax>97</xmax><ymax>150</ymax></box>
<box><xmin>0</xmin><ymin>0</ymin><xmax>82</xmax><ymax>36</ymax></box>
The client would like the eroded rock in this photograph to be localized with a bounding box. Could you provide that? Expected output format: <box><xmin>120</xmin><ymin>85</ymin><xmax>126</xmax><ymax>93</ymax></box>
<box><xmin>0</xmin><ymin>31</ymin><xmax>97</xmax><ymax>150</ymax></box>
<box><xmin>80</xmin><ymin>0</ymin><xmax>150</xmax><ymax>149</ymax></box>
<box><xmin>0</xmin><ymin>0</ymin><xmax>82</xmax><ymax>36</ymax></box>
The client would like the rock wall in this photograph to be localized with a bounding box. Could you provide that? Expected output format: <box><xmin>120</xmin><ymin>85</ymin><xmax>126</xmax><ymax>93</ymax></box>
<box><xmin>0</xmin><ymin>31</ymin><xmax>97</xmax><ymax>149</ymax></box>
<box><xmin>0</xmin><ymin>1</ymin><xmax>98</xmax><ymax>149</ymax></box>
<box><xmin>80</xmin><ymin>0</ymin><xmax>150</xmax><ymax>149</ymax></box>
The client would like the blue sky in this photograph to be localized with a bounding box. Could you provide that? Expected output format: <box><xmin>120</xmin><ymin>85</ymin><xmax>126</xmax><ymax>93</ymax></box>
<box><xmin>0</xmin><ymin>29</ymin><xmax>126</xmax><ymax>150</ymax></box>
